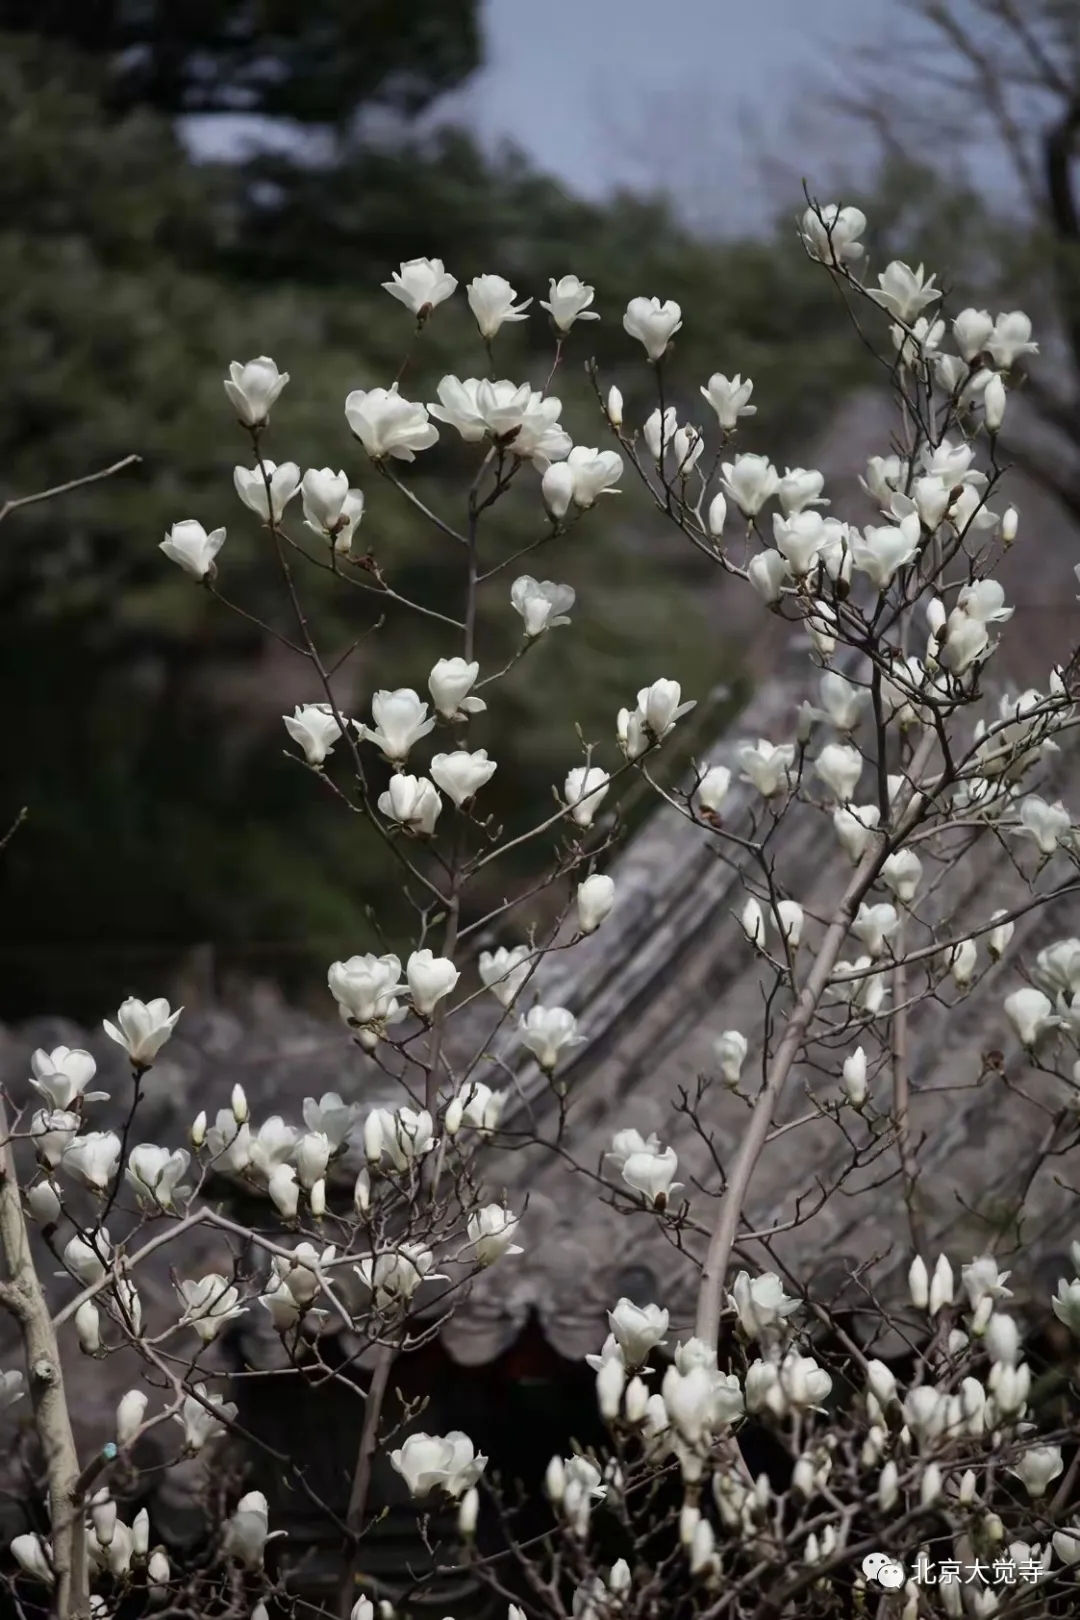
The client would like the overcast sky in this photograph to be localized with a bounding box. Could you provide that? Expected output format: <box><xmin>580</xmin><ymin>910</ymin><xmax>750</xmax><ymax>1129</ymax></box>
<box><xmin>458</xmin><ymin>0</ymin><xmax>897</xmax><ymax>228</ymax></box>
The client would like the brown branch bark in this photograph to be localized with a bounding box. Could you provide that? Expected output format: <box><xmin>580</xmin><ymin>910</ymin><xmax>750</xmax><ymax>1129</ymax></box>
<box><xmin>0</xmin><ymin>1101</ymin><xmax>88</xmax><ymax>1619</ymax></box>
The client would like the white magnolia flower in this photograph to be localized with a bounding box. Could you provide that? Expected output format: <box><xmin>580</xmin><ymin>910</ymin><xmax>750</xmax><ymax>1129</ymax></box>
<box><xmin>747</xmin><ymin>549</ymin><xmax>789</xmax><ymax>601</ymax></box>
<box><xmin>382</xmin><ymin>257</ymin><xmax>457</xmax><ymax>316</ymax></box>
<box><xmin>223</xmin><ymin>356</ymin><xmax>289</xmax><ymax>425</ymax></box>
<box><xmin>103</xmin><ymin>997</ymin><xmax>181</xmax><ymax>1065</ymax></box>
<box><xmin>26</xmin><ymin>1180</ymin><xmax>62</xmax><ymax>1225</ymax></box>
<box><xmin>729</xmin><ymin>1271</ymin><xmax>799</xmax><ymax>1339</ymax></box>
<box><xmin>841</xmin><ymin>1047</ymin><xmax>868</xmax><ymax>1107</ymax></box>
<box><xmin>714</xmin><ymin>1029</ymin><xmax>748</xmax><ymax>1084</ymax></box>
<box><xmin>467</xmin><ymin>1205</ymin><xmax>523</xmax><ymax>1265</ymax></box>
<box><xmin>609</xmin><ymin>1299</ymin><xmax>669</xmax><ymax>1365</ymax></box>
<box><xmin>1052</xmin><ymin>1278</ymin><xmax>1080</xmax><ymax>1336</ymax></box>
<box><xmin>814</xmin><ymin>742</ymin><xmax>863</xmax><ymax>802</ymax></box>
<box><xmin>852</xmin><ymin>901</ymin><xmax>899</xmax><ymax>957</ymax></box>
<box><xmin>467</xmin><ymin>274</ymin><xmax>532</xmax><ymax>338</ymax></box>
<box><xmin>428</xmin><ymin>657</ymin><xmax>485</xmax><ymax>719</ymax></box>
<box><xmin>63</xmin><ymin>1229</ymin><xmax>111</xmax><ymax>1285</ymax></box>
<box><xmin>643</xmin><ymin>405</ymin><xmax>678</xmax><ymax>461</ymax></box>
<box><xmin>1004</xmin><ymin>987</ymin><xmax>1059</xmax><ymax>1049</ymax></box>
<box><xmin>635</xmin><ymin>678</ymin><xmax>695</xmax><ymax>739</ymax></box>
<box><xmin>738</xmin><ymin>739</ymin><xmax>795</xmax><ymax>797</ymax></box>
<box><xmin>694</xmin><ymin>764</ymin><xmax>731</xmax><ymax>820</ymax></box>
<box><xmin>430</xmin><ymin>748</ymin><xmax>497</xmax><ymax>806</ymax></box>
<box><xmin>1017</xmin><ymin>795</ymin><xmax>1070</xmax><ymax>855</ymax></box>
<box><xmin>233</xmin><ymin>459</ymin><xmax>300</xmax><ymax>523</ymax></box>
<box><xmin>284</xmin><ymin>702</ymin><xmax>343</xmax><ymax>765</ymax></box>
<box><xmin>445</xmin><ymin>1080</ymin><xmax>505</xmax><ymax>1137</ymax></box>
<box><xmin>29</xmin><ymin>1046</ymin><xmax>106</xmax><ymax>1111</ymax></box>
<box><xmin>247</xmin><ymin>1116</ymin><xmax>299</xmax><ymax>1182</ymax></box>
<box><xmin>301</xmin><ymin>468</ymin><xmax>364</xmax><ymax>549</ymax></box>
<box><xmin>61</xmin><ymin>1132</ymin><xmax>121</xmax><ymax>1192</ymax></box>
<box><xmin>474</xmin><ymin>946</ymin><xmax>530</xmax><ymax>1012</ymax></box>
<box><xmin>31</xmin><ymin>1109</ymin><xmax>80</xmax><ymax>1167</ymax></box>
<box><xmin>1010</xmin><ymin>1445</ymin><xmax>1063</xmax><ymax>1499</ymax></box>
<box><xmin>224</xmin><ymin>1491</ymin><xmax>275</xmax><ymax>1567</ymax></box>
<box><xmin>721</xmin><ymin>453</ymin><xmax>779</xmax><ymax>516</ymax></box>
<box><xmin>621</xmin><ymin>1143</ymin><xmax>681</xmax><ymax>1207</ymax></box>
<box><xmin>772</xmin><ymin>509</ymin><xmax>828</xmax><ymax>576</ymax></box>
<box><xmin>357</xmin><ymin>1242</ymin><xmax>443</xmax><ymax>1308</ymax></box>
<box><xmin>622</xmin><ymin>296</ymin><xmax>682</xmax><ymax>360</ymax></box>
<box><xmin>406</xmin><ymin>949</ymin><xmax>459</xmax><ymax>1016</ymax></box>
<box><xmin>800</xmin><ymin>203</ymin><xmax>866</xmax><ymax>265</ymax></box>
<box><xmin>540</xmin><ymin>274</ymin><xmax>599</xmax><ymax>330</ymax></box>
<box><xmin>868</xmin><ymin>261</ymin><xmax>941</xmax><ymax>324</ymax></box>
<box><xmin>364</xmin><ymin>1107</ymin><xmax>434</xmax><ymax>1171</ymax></box>
<box><xmin>778</xmin><ymin>466</ymin><xmax>827</xmax><ymax>515</ymax></box>
<box><xmin>986</xmin><ymin>310</ymin><xmax>1038</xmax><ymax>369</ymax></box>
<box><xmin>345</xmin><ymin>385</ymin><xmax>439</xmax><ymax>461</ymax></box>
<box><xmin>160</xmin><ymin>519</ymin><xmax>225</xmax><ymax>579</ymax></box>
<box><xmin>266</xmin><ymin>1245</ymin><xmax>334</xmax><ymax>1316</ymax></box>
<box><xmin>295</xmin><ymin>1132</ymin><xmax>331</xmax><ymax>1189</ymax></box>
<box><xmin>519</xmin><ymin>1006</ymin><xmax>585</xmax><ymax>1072</ymax></box>
<box><xmin>390</xmin><ymin>1432</ymin><xmax>487</xmax><ymax>1498</ymax></box>
<box><xmin>577</xmin><ymin>873</ymin><xmax>615</xmax><ymax>934</ymax></box>
<box><xmin>176</xmin><ymin>1274</ymin><xmax>246</xmax><ymax>1343</ymax></box>
<box><xmin>510</xmin><ymin>575</ymin><xmax>575</xmax><ymax>636</ymax></box>
<box><xmin>564</xmin><ymin>446</ymin><xmax>623</xmax><ymax>507</ymax></box>
<box><xmin>563</xmin><ymin>766</ymin><xmax>611</xmax><ymax>828</ymax></box>
<box><xmin>327</xmin><ymin>953</ymin><xmax>406</xmax><ymax>1032</ymax></box>
<box><xmin>126</xmin><ymin>1144</ymin><xmax>190</xmax><ymax>1210</ymax></box>
<box><xmin>176</xmin><ymin>1385</ymin><xmax>237</xmax><ymax>1453</ymax></box>
<box><xmin>356</xmin><ymin>688</ymin><xmax>436</xmax><ymax>763</ymax></box>
<box><xmin>851</xmin><ymin>516</ymin><xmax>921</xmax><ymax>589</ymax></box>
<box><xmin>879</xmin><ymin>849</ymin><xmax>922</xmax><ymax>902</ymax></box>
<box><xmin>378</xmin><ymin>773</ymin><xmax>442</xmax><ymax>835</ymax></box>
<box><xmin>700</xmin><ymin>372</ymin><xmax>755</xmax><ymax>430</ymax></box>
<box><xmin>205</xmin><ymin>1110</ymin><xmax>252</xmax><ymax>1172</ymax></box>
<box><xmin>11</xmin><ymin>1533</ymin><xmax>53</xmax><ymax>1586</ymax></box>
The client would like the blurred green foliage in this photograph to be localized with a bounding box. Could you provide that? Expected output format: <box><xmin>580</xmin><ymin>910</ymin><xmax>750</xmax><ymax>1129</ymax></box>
<box><xmin>0</xmin><ymin>23</ymin><xmax>873</xmax><ymax>1021</ymax></box>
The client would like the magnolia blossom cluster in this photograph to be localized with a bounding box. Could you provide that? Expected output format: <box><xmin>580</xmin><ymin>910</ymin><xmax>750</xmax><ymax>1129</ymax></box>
<box><xmin>11</xmin><ymin>201</ymin><xmax>1080</xmax><ymax>1620</ymax></box>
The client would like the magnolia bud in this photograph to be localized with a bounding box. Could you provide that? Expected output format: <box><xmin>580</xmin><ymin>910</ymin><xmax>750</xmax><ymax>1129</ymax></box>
<box><xmin>544</xmin><ymin>1454</ymin><xmax>566</xmax><ymax>1505</ymax></box>
<box><xmin>920</xmin><ymin>1462</ymin><xmax>942</xmax><ymax>1507</ymax></box>
<box><xmin>1001</xmin><ymin>506</ymin><xmax>1018</xmax><ymax>545</ymax></box>
<box><xmin>624</xmin><ymin>1375</ymin><xmax>650</xmax><ymax>1424</ymax></box>
<box><xmin>148</xmin><ymin>1547</ymin><xmax>170</xmax><ymax>1589</ymax></box>
<box><xmin>231</xmin><ymin>1085</ymin><xmax>248</xmax><ymax>1124</ymax></box>
<box><xmin>353</xmin><ymin>1168</ymin><xmax>371</xmax><ymax>1214</ymax></box>
<box><xmin>117</xmin><ymin>1389</ymin><xmax>148</xmax><ymax>1445</ymax></box>
<box><xmin>458</xmin><ymin>1486</ymin><xmax>479</xmax><ymax>1538</ymax></box>
<box><xmin>132</xmin><ymin>1507</ymin><xmax>150</xmax><ymax>1558</ymax></box>
<box><xmin>679</xmin><ymin>1502</ymin><xmax>700</xmax><ymax>1548</ymax></box>
<box><xmin>91</xmin><ymin>1494</ymin><xmax>117</xmax><ymax>1547</ymax></box>
<box><xmin>841</xmin><ymin>1047</ymin><xmax>868</xmax><ymax>1108</ymax></box>
<box><xmin>309</xmin><ymin>1178</ymin><xmax>326</xmax><ymax>1218</ymax></box>
<box><xmin>908</xmin><ymin>1255</ymin><xmax>929</xmax><ymax>1310</ymax></box>
<box><xmin>75</xmin><ymin>1299</ymin><xmax>101</xmax><ymax>1354</ymax></box>
<box><xmin>607</xmin><ymin>386</ymin><xmax>623</xmax><ymax>428</ymax></box>
<box><xmin>707</xmin><ymin>492</ymin><xmax>727</xmax><ymax>537</ymax></box>
<box><xmin>27</xmin><ymin>1180</ymin><xmax>62</xmax><ymax>1226</ymax></box>
<box><xmin>190</xmin><ymin>1110</ymin><xmax>207</xmax><ymax>1148</ymax></box>
<box><xmin>878</xmin><ymin>1460</ymin><xmax>899</xmax><ymax>1512</ymax></box>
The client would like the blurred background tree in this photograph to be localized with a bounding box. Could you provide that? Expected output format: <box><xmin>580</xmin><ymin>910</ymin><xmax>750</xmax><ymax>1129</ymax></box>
<box><xmin>0</xmin><ymin>6</ymin><xmax>900</xmax><ymax>1021</ymax></box>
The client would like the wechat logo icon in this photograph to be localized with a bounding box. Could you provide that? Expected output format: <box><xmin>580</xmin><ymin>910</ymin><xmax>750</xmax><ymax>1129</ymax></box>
<box><xmin>863</xmin><ymin>1552</ymin><xmax>905</xmax><ymax>1589</ymax></box>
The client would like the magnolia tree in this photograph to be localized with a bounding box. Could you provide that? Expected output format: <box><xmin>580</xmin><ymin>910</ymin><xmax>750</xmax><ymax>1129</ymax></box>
<box><xmin>5</xmin><ymin>202</ymin><xmax>1080</xmax><ymax>1620</ymax></box>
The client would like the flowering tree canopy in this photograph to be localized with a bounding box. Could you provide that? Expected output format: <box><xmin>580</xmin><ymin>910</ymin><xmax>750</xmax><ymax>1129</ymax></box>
<box><xmin>3</xmin><ymin>195</ymin><xmax>1080</xmax><ymax>1620</ymax></box>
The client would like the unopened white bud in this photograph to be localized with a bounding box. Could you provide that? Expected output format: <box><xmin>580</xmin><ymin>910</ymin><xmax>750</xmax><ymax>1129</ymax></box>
<box><xmin>75</xmin><ymin>1300</ymin><xmax>101</xmax><ymax>1354</ymax></box>
<box><xmin>190</xmin><ymin>1111</ymin><xmax>207</xmax><ymax>1148</ymax></box>
<box><xmin>1001</xmin><ymin>506</ymin><xmax>1018</xmax><ymax>545</ymax></box>
<box><xmin>309</xmin><ymin>1178</ymin><xmax>326</xmax><ymax>1218</ymax></box>
<box><xmin>231</xmin><ymin>1085</ymin><xmax>248</xmax><ymax>1125</ymax></box>
<box><xmin>607</xmin><ymin>386</ymin><xmax>623</xmax><ymax>429</ymax></box>
<box><xmin>458</xmin><ymin>1486</ymin><xmax>479</xmax><ymax>1538</ymax></box>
